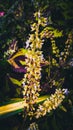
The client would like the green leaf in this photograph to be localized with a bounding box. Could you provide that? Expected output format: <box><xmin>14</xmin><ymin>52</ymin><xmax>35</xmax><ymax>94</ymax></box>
<box><xmin>37</xmin><ymin>95</ymin><xmax>50</xmax><ymax>104</ymax></box>
<box><xmin>59</xmin><ymin>105</ymin><xmax>67</xmax><ymax>112</ymax></box>
<box><xmin>9</xmin><ymin>77</ymin><xmax>21</xmax><ymax>87</ymax></box>
<box><xmin>19</xmin><ymin>60</ymin><xmax>26</xmax><ymax>65</ymax></box>
<box><xmin>16</xmin><ymin>88</ymin><xmax>21</xmax><ymax>95</ymax></box>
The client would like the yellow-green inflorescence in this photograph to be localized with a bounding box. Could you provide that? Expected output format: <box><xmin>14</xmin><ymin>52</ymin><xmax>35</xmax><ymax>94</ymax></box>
<box><xmin>22</xmin><ymin>11</ymin><xmax>46</xmax><ymax>114</ymax></box>
<box><xmin>35</xmin><ymin>88</ymin><xmax>65</xmax><ymax>118</ymax></box>
<box><xmin>21</xmin><ymin>11</ymin><xmax>66</xmax><ymax>118</ymax></box>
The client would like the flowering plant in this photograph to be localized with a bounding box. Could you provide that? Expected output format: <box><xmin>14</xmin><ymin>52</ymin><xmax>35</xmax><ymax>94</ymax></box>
<box><xmin>3</xmin><ymin>10</ymin><xmax>72</xmax><ymax>119</ymax></box>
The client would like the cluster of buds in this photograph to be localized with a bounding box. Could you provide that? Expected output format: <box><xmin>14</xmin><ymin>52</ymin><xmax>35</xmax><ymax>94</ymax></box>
<box><xmin>40</xmin><ymin>26</ymin><xmax>73</xmax><ymax>67</ymax></box>
<box><xmin>35</xmin><ymin>88</ymin><xmax>65</xmax><ymax>118</ymax></box>
<box><xmin>51</xmin><ymin>33</ymin><xmax>72</xmax><ymax>67</ymax></box>
<box><xmin>22</xmin><ymin>11</ymin><xmax>47</xmax><ymax>113</ymax></box>
<box><xmin>4</xmin><ymin>39</ymin><xmax>18</xmax><ymax>58</ymax></box>
<box><xmin>59</xmin><ymin>33</ymin><xmax>72</xmax><ymax>65</ymax></box>
<box><xmin>50</xmin><ymin>32</ymin><xmax>72</xmax><ymax>67</ymax></box>
<box><xmin>22</xmin><ymin>50</ymin><xmax>42</xmax><ymax>100</ymax></box>
<box><xmin>28</xmin><ymin>122</ymin><xmax>39</xmax><ymax>130</ymax></box>
<box><xmin>40</xmin><ymin>27</ymin><xmax>63</xmax><ymax>67</ymax></box>
<box><xmin>21</xmin><ymin>11</ymin><xmax>68</xmax><ymax>118</ymax></box>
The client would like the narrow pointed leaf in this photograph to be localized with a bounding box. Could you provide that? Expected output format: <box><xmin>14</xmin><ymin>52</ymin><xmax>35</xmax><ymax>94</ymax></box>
<box><xmin>9</xmin><ymin>77</ymin><xmax>21</xmax><ymax>87</ymax></box>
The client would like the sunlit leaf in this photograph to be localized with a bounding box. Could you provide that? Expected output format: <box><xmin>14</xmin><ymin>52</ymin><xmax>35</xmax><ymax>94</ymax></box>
<box><xmin>36</xmin><ymin>95</ymin><xmax>50</xmax><ymax>103</ymax></box>
<box><xmin>9</xmin><ymin>77</ymin><xmax>21</xmax><ymax>87</ymax></box>
<box><xmin>19</xmin><ymin>60</ymin><xmax>26</xmax><ymax>65</ymax></box>
<box><xmin>59</xmin><ymin>105</ymin><xmax>67</xmax><ymax>112</ymax></box>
